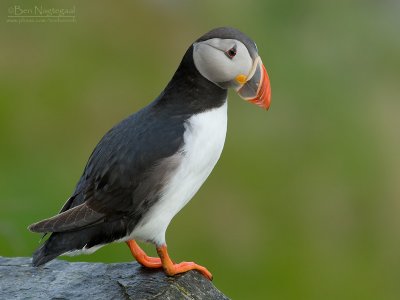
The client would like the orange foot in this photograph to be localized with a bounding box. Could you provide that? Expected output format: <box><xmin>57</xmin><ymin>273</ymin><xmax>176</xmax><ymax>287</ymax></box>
<box><xmin>156</xmin><ymin>244</ymin><xmax>213</xmax><ymax>280</ymax></box>
<box><xmin>126</xmin><ymin>240</ymin><xmax>162</xmax><ymax>268</ymax></box>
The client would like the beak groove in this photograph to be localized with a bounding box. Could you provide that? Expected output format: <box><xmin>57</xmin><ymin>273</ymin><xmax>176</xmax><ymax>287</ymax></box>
<box><xmin>236</xmin><ymin>57</ymin><xmax>271</xmax><ymax>110</ymax></box>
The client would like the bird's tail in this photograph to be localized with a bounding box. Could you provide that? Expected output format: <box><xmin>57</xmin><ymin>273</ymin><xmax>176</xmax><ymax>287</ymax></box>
<box><xmin>32</xmin><ymin>228</ymin><xmax>97</xmax><ymax>266</ymax></box>
<box><xmin>32</xmin><ymin>232</ymin><xmax>75</xmax><ymax>266</ymax></box>
<box><xmin>32</xmin><ymin>244</ymin><xmax>61</xmax><ymax>267</ymax></box>
<box><xmin>31</xmin><ymin>220</ymin><xmax>128</xmax><ymax>267</ymax></box>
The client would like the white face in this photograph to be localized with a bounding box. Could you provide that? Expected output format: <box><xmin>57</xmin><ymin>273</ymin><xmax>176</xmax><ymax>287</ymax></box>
<box><xmin>193</xmin><ymin>38</ymin><xmax>253</xmax><ymax>88</ymax></box>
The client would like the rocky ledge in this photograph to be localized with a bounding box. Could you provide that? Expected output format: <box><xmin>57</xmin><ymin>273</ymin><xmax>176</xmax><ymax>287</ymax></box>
<box><xmin>0</xmin><ymin>256</ymin><xmax>230</xmax><ymax>299</ymax></box>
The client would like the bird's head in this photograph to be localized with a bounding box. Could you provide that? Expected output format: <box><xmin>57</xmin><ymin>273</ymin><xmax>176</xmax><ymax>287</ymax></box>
<box><xmin>192</xmin><ymin>27</ymin><xmax>271</xmax><ymax>110</ymax></box>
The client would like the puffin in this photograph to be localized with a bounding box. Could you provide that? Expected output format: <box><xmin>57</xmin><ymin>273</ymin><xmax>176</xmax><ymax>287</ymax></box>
<box><xmin>28</xmin><ymin>27</ymin><xmax>271</xmax><ymax>280</ymax></box>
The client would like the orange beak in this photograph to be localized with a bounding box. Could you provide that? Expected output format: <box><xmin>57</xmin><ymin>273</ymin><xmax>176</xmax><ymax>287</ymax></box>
<box><xmin>236</xmin><ymin>57</ymin><xmax>271</xmax><ymax>110</ymax></box>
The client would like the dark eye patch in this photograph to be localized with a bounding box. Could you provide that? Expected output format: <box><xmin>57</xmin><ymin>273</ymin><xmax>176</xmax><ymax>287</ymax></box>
<box><xmin>225</xmin><ymin>45</ymin><xmax>237</xmax><ymax>59</ymax></box>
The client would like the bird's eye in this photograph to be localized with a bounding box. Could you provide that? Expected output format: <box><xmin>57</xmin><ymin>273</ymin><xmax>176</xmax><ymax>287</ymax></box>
<box><xmin>225</xmin><ymin>46</ymin><xmax>237</xmax><ymax>59</ymax></box>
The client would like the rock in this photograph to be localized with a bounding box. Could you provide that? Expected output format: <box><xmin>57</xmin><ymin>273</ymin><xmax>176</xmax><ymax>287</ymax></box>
<box><xmin>0</xmin><ymin>256</ymin><xmax>230</xmax><ymax>300</ymax></box>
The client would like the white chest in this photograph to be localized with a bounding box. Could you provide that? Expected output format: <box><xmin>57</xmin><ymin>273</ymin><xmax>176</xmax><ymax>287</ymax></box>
<box><xmin>132</xmin><ymin>100</ymin><xmax>228</xmax><ymax>245</ymax></box>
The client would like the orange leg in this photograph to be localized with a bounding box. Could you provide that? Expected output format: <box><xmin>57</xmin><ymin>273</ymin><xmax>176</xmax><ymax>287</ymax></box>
<box><xmin>156</xmin><ymin>244</ymin><xmax>213</xmax><ymax>280</ymax></box>
<box><xmin>126</xmin><ymin>240</ymin><xmax>162</xmax><ymax>268</ymax></box>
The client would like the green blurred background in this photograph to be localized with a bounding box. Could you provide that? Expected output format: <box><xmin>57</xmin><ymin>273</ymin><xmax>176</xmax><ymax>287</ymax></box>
<box><xmin>1</xmin><ymin>0</ymin><xmax>399</xmax><ymax>299</ymax></box>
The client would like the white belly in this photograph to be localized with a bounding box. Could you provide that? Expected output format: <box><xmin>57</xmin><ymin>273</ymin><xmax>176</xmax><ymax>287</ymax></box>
<box><xmin>131</xmin><ymin>100</ymin><xmax>228</xmax><ymax>245</ymax></box>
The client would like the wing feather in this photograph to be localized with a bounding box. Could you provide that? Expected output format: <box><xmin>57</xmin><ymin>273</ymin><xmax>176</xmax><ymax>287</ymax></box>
<box><xmin>29</xmin><ymin>103</ymin><xmax>186</xmax><ymax>235</ymax></box>
<box><xmin>28</xmin><ymin>204</ymin><xmax>104</xmax><ymax>233</ymax></box>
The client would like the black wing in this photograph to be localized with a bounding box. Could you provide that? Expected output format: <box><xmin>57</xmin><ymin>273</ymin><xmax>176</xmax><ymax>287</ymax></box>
<box><xmin>29</xmin><ymin>102</ymin><xmax>187</xmax><ymax>233</ymax></box>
